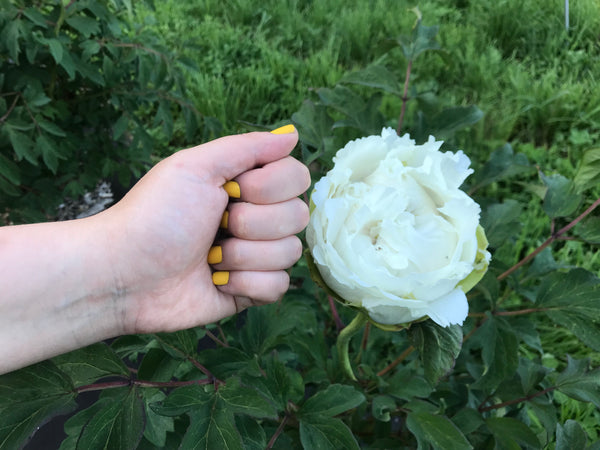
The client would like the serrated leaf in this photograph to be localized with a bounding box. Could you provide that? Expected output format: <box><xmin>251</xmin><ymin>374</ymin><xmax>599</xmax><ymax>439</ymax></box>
<box><xmin>51</xmin><ymin>342</ymin><xmax>129</xmax><ymax>388</ymax></box>
<box><xmin>340</xmin><ymin>64</ymin><xmax>403</xmax><ymax>96</ymax></box>
<box><xmin>471</xmin><ymin>316</ymin><xmax>519</xmax><ymax>391</ymax></box>
<box><xmin>0</xmin><ymin>361</ymin><xmax>77</xmax><ymax>449</ymax></box>
<box><xmin>541</xmin><ymin>173</ymin><xmax>582</xmax><ymax>219</ymax></box>
<box><xmin>574</xmin><ymin>147</ymin><xmax>600</xmax><ymax>192</ymax></box>
<box><xmin>537</xmin><ymin>269</ymin><xmax>600</xmax><ymax>351</ymax></box>
<box><xmin>486</xmin><ymin>417</ymin><xmax>541</xmax><ymax>449</ymax></box>
<box><xmin>299</xmin><ymin>416</ymin><xmax>360</xmax><ymax>450</ymax></box>
<box><xmin>406</xmin><ymin>412</ymin><xmax>473</xmax><ymax>450</ymax></box>
<box><xmin>556</xmin><ymin>420</ymin><xmax>588</xmax><ymax>450</ymax></box>
<box><xmin>181</xmin><ymin>396</ymin><xmax>243</xmax><ymax>450</ymax></box>
<box><xmin>409</xmin><ymin>321</ymin><xmax>463</xmax><ymax>385</ymax></box>
<box><xmin>555</xmin><ymin>356</ymin><xmax>600</xmax><ymax>407</ymax></box>
<box><xmin>218</xmin><ymin>377</ymin><xmax>278</xmax><ymax>419</ymax></box>
<box><xmin>76</xmin><ymin>386</ymin><xmax>145</xmax><ymax>450</ymax></box>
<box><xmin>298</xmin><ymin>384</ymin><xmax>365</xmax><ymax>418</ymax></box>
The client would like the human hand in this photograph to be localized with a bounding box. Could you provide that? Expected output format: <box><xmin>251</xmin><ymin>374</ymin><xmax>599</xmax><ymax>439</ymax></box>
<box><xmin>102</xmin><ymin>126</ymin><xmax>310</xmax><ymax>334</ymax></box>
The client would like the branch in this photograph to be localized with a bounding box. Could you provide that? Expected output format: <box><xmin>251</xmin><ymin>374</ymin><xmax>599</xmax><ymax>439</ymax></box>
<box><xmin>478</xmin><ymin>386</ymin><xmax>556</xmax><ymax>412</ymax></box>
<box><xmin>0</xmin><ymin>93</ymin><xmax>20</xmax><ymax>123</ymax></box>
<box><xmin>266</xmin><ymin>415</ymin><xmax>289</xmax><ymax>449</ymax></box>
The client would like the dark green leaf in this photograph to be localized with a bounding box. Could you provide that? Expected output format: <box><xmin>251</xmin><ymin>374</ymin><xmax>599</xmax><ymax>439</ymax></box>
<box><xmin>340</xmin><ymin>64</ymin><xmax>403</xmax><ymax>96</ymax></box>
<box><xmin>0</xmin><ymin>153</ymin><xmax>21</xmax><ymax>186</ymax></box>
<box><xmin>451</xmin><ymin>408</ymin><xmax>485</xmax><ymax>435</ymax></box>
<box><xmin>406</xmin><ymin>412</ymin><xmax>473</xmax><ymax>450</ymax></box>
<box><xmin>76</xmin><ymin>386</ymin><xmax>145</xmax><ymax>450</ymax></box>
<box><xmin>575</xmin><ymin>216</ymin><xmax>600</xmax><ymax>245</ymax></box>
<box><xmin>150</xmin><ymin>385</ymin><xmax>212</xmax><ymax>416</ymax></box>
<box><xmin>142</xmin><ymin>390</ymin><xmax>174</xmax><ymax>448</ymax></box>
<box><xmin>372</xmin><ymin>395</ymin><xmax>396</xmax><ymax>422</ymax></box>
<box><xmin>541</xmin><ymin>173</ymin><xmax>582</xmax><ymax>219</ymax></box>
<box><xmin>480</xmin><ymin>200</ymin><xmax>523</xmax><ymax>248</ymax></box>
<box><xmin>38</xmin><ymin>119</ymin><xmax>67</xmax><ymax>137</ymax></box>
<box><xmin>537</xmin><ymin>269</ymin><xmax>600</xmax><ymax>351</ymax></box>
<box><xmin>409</xmin><ymin>321</ymin><xmax>463</xmax><ymax>385</ymax></box>
<box><xmin>6</xmin><ymin>127</ymin><xmax>37</xmax><ymax>164</ymax></box>
<box><xmin>574</xmin><ymin>148</ymin><xmax>600</xmax><ymax>192</ymax></box>
<box><xmin>471</xmin><ymin>316</ymin><xmax>519</xmax><ymax>391</ymax></box>
<box><xmin>299</xmin><ymin>416</ymin><xmax>360</xmax><ymax>450</ymax></box>
<box><xmin>398</xmin><ymin>20</ymin><xmax>441</xmax><ymax>61</ymax></box>
<box><xmin>292</xmin><ymin>100</ymin><xmax>334</xmax><ymax>150</ymax></box>
<box><xmin>66</xmin><ymin>15</ymin><xmax>100</xmax><ymax>37</ymax></box>
<box><xmin>46</xmin><ymin>38</ymin><xmax>63</xmax><ymax>64</ymax></box>
<box><xmin>555</xmin><ymin>356</ymin><xmax>600</xmax><ymax>407</ymax></box>
<box><xmin>469</xmin><ymin>144</ymin><xmax>532</xmax><ymax>192</ymax></box>
<box><xmin>234</xmin><ymin>415</ymin><xmax>266</xmax><ymax>450</ymax></box>
<box><xmin>154</xmin><ymin>328</ymin><xmax>203</xmax><ymax>359</ymax></box>
<box><xmin>485</xmin><ymin>417</ymin><xmax>541</xmax><ymax>449</ymax></box>
<box><xmin>180</xmin><ymin>396</ymin><xmax>243</xmax><ymax>450</ymax></box>
<box><xmin>51</xmin><ymin>342</ymin><xmax>129</xmax><ymax>388</ymax></box>
<box><xmin>556</xmin><ymin>420</ymin><xmax>588</xmax><ymax>450</ymax></box>
<box><xmin>386</xmin><ymin>366</ymin><xmax>432</xmax><ymax>400</ymax></box>
<box><xmin>219</xmin><ymin>377</ymin><xmax>278</xmax><ymax>419</ymax></box>
<box><xmin>23</xmin><ymin>8</ymin><xmax>48</xmax><ymax>28</ymax></box>
<box><xmin>197</xmin><ymin>347</ymin><xmax>251</xmax><ymax>379</ymax></box>
<box><xmin>298</xmin><ymin>384</ymin><xmax>365</xmax><ymax>418</ymax></box>
<box><xmin>0</xmin><ymin>362</ymin><xmax>77</xmax><ymax>449</ymax></box>
<box><xmin>137</xmin><ymin>348</ymin><xmax>182</xmax><ymax>382</ymax></box>
<box><xmin>428</xmin><ymin>105</ymin><xmax>483</xmax><ymax>140</ymax></box>
<box><xmin>36</xmin><ymin>134</ymin><xmax>60</xmax><ymax>173</ymax></box>
<box><xmin>1</xmin><ymin>20</ymin><xmax>21</xmax><ymax>61</ymax></box>
<box><xmin>113</xmin><ymin>114</ymin><xmax>129</xmax><ymax>140</ymax></box>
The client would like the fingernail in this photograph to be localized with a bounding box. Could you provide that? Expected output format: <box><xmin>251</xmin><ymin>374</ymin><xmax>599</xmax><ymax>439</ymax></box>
<box><xmin>270</xmin><ymin>124</ymin><xmax>296</xmax><ymax>135</ymax></box>
<box><xmin>223</xmin><ymin>181</ymin><xmax>240</xmax><ymax>198</ymax></box>
<box><xmin>220</xmin><ymin>211</ymin><xmax>229</xmax><ymax>229</ymax></box>
<box><xmin>207</xmin><ymin>246</ymin><xmax>222</xmax><ymax>264</ymax></box>
<box><xmin>212</xmin><ymin>271</ymin><xmax>229</xmax><ymax>286</ymax></box>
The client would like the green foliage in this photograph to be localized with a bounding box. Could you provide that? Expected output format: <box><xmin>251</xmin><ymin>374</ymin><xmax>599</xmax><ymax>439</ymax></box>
<box><xmin>0</xmin><ymin>0</ymin><xmax>200</xmax><ymax>222</ymax></box>
<box><xmin>1</xmin><ymin>0</ymin><xmax>600</xmax><ymax>448</ymax></box>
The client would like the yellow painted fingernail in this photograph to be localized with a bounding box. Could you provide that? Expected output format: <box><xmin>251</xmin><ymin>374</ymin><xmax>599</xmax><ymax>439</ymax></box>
<box><xmin>220</xmin><ymin>211</ymin><xmax>229</xmax><ymax>229</ymax></box>
<box><xmin>207</xmin><ymin>246</ymin><xmax>222</xmax><ymax>265</ymax></box>
<box><xmin>270</xmin><ymin>124</ymin><xmax>296</xmax><ymax>135</ymax></box>
<box><xmin>212</xmin><ymin>271</ymin><xmax>229</xmax><ymax>286</ymax></box>
<box><xmin>223</xmin><ymin>181</ymin><xmax>240</xmax><ymax>198</ymax></box>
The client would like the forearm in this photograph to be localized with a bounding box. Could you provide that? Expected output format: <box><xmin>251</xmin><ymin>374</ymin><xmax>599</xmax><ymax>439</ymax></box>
<box><xmin>0</xmin><ymin>216</ymin><xmax>124</xmax><ymax>374</ymax></box>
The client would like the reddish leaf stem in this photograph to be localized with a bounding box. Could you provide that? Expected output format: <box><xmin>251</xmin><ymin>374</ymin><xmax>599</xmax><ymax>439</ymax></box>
<box><xmin>75</xmin><ymin>377</ymin><xmax>212</xmax><ymax>394</ymax></box>
<box><xmin>377</xmin><ymin>345</ymin><xmax>415</xmax><ymax>377</ymax></box>
<box><xmin>498</xmin><ymin>196</ymin><xmax>600</xmax><ymax>281</ymax></box>
<box><xmin>397</xmin><ymin>59</ymin><xmax>413</xmax><ymax>135</ymax></box>
<box><xmin>266</xmin><ymin>415</ymin><xmax>289</xmax><ymax>449</ymax></box>
<box><xmin>478</xmin><ymin>386</ymin><xmax>556</xmax><ymax>413</ymax></box>
<box><xmin>329</xmin><ymin>295</ymin><xmax>344</xmax><ymax>331</ymax></box>
<box><xmin>204</xmin><ymin>328</ymin><xmax>229</xmax><ymax>347</ymax></box>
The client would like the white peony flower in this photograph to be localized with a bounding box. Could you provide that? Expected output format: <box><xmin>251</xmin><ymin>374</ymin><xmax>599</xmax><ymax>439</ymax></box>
<box><xmin>306</xmin><ymin>128</ymin><xmax>491</xmax><ymax>328</ymax></box>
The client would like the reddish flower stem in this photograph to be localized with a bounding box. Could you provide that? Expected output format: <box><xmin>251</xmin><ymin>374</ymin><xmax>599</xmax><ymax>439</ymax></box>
<box><xmin>75</xmin><ymin>377</ymin><xmax>212</xmax><ymax>394</ymax></box>
<box><xmin>329</xmin><ymin>296</ymin><xmax>344</xmax><ymax>331</ymax></box>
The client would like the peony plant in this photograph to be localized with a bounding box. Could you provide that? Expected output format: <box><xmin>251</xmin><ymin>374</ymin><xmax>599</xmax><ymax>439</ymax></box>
<box><xmin>307</xmin><ymin>128</ymin><xmax>491</xmax><ymax>330</ymax></box>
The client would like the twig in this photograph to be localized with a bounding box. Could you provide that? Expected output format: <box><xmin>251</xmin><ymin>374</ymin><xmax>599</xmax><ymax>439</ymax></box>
<box><xmin>377</xmin><ymin>346</ymin><xmax>415</xmax><ymax>377</ymax></box>
<box><xmin>0</xmin><ymin>94</ymin><xmax>20</xmax><ymax>123</ymax></box>
<box><xmin>266</xmin><ymin>415</ymin><xmax>289</xmax><ymax>449</ymax></box>
<box><xmin>478</xmin><ymin>386</ymin><xmax>556</xmax><ymax>412</ymax></box>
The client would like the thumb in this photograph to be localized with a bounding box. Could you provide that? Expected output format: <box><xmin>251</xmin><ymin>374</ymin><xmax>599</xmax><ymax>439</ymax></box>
<box><xmin>185</xmin><ymin>125</ymin><xmax>299</xmax><ymax>184</ymax></box>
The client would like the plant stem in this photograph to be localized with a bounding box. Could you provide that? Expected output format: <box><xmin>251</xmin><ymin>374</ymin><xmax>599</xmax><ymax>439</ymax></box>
<box><xmin>377</xmin><ymin>346</ymin><xmax>415</xmax><ymax>377</ymax></box>
<box><xmin>266</xmin><ymin>415</ymin><xmax>289</xmax><ymax>449</ymax></box>
<box><xmin>397</xmin><ymin>59</ymin><xmax>413</xmax><ymax>135</ymax></box>
<box><xmin>478</xmin><ymin>386</ymin><xmax>556</xmax><ymax>412</ymax></box>
<box><xmin>204</xmin><ymin>328</ymin><xmax>229</xmax><ymax>347</ymax></box>
<box><xmin>75</xmin><ymin>377</ymin><xmax>212</xmax><ymax>394</ymax></box>
<box><xmin>329</xmin><ymin>295</ymin><xmax>344</xmax><ymax>332</ymax></box>
<box><xmin>468</xmin><ymin>307</ymin><xmax>549</xmax><ymax>318</ymax></box>
<box><xmin>498</xmin><ymin>196</ymin><xmax>600</xmax><ymax>281</ymax></box>
<box><xmin>337</xmin><ymin>312</ymin><xmax>368</xmax><ymax>381</ymax></box>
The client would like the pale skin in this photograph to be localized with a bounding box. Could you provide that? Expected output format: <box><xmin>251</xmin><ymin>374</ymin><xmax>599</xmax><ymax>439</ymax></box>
<box><xmin>0</xmin><ymin>127</ymin><xmax>311</xmax><ymax>375</ymax></box>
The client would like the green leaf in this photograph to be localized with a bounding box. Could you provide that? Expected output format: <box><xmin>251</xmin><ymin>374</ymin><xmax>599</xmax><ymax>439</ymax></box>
<box><xmin>150</xmin><ymin>385</ymin><xmax>212</xmax><ymax>416</ymax></box>
<box><xmin>451</xmin><ymin>408</ymin><xmax>485</xmax><ymax>435</ymax></box>
<box><xmin>6</xmin><ymin>127</ymin><xmax>37</xmax><ymax>164</ymax></box>
<box><xmin>46</xmin><ymin>38</ymin><xmax>63</xmax><ymax>64</ymax></box>
<box><xmin>299</xmin><ymin>416</ymin><xmax>360</xmax><ymax>450</ymax></box>
<box><xmin>66</xmin><ymin>15</ymin><xmax>101</xmax><ymax>37</ymax></box>
<box><xmin>485</xmin><ymin>417</ymin><xmax>541</xmax><ymax>449</ymax></box>
<box><xmin>292</xmin><ymin>100</ymin><xmax>334</xmax><ymax>155</ymax></box>
<box><xmin>409</xmin><ymin>321</ymin><xmax>463</xmax><ymax>385</ymax></box>
<box><xmin>38</xmin><ymin>119</ymin><xmax>67</xmax><ymax>137</ymax></box>
<box><xmin>398</xmin><ymin>19</ymin><xmax>442</xmax><ymax>61</ymax></box>
<box><xmin>1</xmin><ymin>20</ymin><xmax>21</xmax><ymax>61</ymax></box>
<box><xmin>113</xmin><ymin>114</ymin><xmax>129</xmax><ymax>140</ymax></box>
<box><xmin>180</xmin><ymin>395</ymin><xmax>243</xmax><ymax>450</ymax></box>
<box><xmin>0</xmin><ymin>362</ymin><xmax>76</xmax><ymax>449</ymax></box>
<box><xmin>137</xmin><ymin>348</ymin><xmax>182</xmax><ymax>382</ymax></box>
<box><xmin>234</xmin><ymin>416</ymin><xmax>266</xmax><ymax>450</ymax></box>
<box><xmin>471</xmin><ymin>316</ymin><xmax>519</xmax><ymax>391</ymax></box>
<box><xmin>23</xmin><ymin>8</ymin><xmax>49</xmax><ymax>28</ymax></box>
<box><xmin>555</xmin><ymin>356</ymin><xmax>600</xmax><ymax>407</ymax></box>
<box><xmin>537</xmin><ymin>269</ymin><xmax>600</xmax><ymax>351</ymax></box>
<box><xmin>340</xmin><ymin>64</ymin><xmax>403</xmax><ymax>96</ymax></box>
<box><xmin>469</xmin><ymin>144</ymin><xmax>532</xmax><ymax>192</ymax></box>
<box><xmin>51</xmin><ymin>342</ymin><xmax>130</xmax><ymax>388</ymax></box>
<box><xmin>406</xmin><ymin>412</ymin><xmax>473</xmax><ymax>450</ymax></box>
<box><xmin>480</xmin><ymin>200</ymin><xmax>523</xmax><ymax>248</ymax></box>
<box><xmin>142</xmin><ymin>390</ymin><xmax>174</xmax><ymax>448</ymax></box>
<box><xmin>574</xmin><ymin>147</ymin><xmax>600</xmax><ymax>192</ymax></box>
<box><xmin>556</xmin><ymin>420</ymin><xmax>588</xmax><ymax>450</ymax></box>
<box><xmin>154</xmin><ymin>328</ymin><xmax>203</xmax><ymax>359</ymax></box>
<box><xmin>298</xmin><ymin>384</ymin><xmax>365</xmax><ymax>418</ymax></box>
<box><xmin>0</xmin><ymin>153</ymin><xmax>21</xmax><ymax>186</ymax></box>
<box><xmin>386</xmin><ymin>366</ymin><xmax>432</xmax><ymax>400</ymax></box>
<box><xmin>541</xmin><ymin>173</ymin><xmax>582</xmax><ymax>219</ymax></box>
<box><xmin>427</xmin><ymin>105</ymin><xmax>483</xmax><ymax>140</ymax></box>
<box><xmin>76</xmin><ymin>386</ymin><xmax>145</xmax><ymax>450</ymax></box>
<box><xmin>36</xmin><ymin>134</ymin><xmax>61</xmax><ymax>174</ymax></box>
<box><xmin>372</xmin><ymin>395</ymin><xmax>396</xmax><ymax>422</ymax></box>
<box><xmin>218</xmin><ymin>377</ymin><xmax>278</xmax><ymax>420</ymax></box>
<box><xmin>197</xmin><ymin>347</ymin><xmax>251</xmax><ymax>379</ymax></box>
<box><xmin>575</xmin><ymin>216</ymin><xmax>600</xmax><ymax>245</ymax></box>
